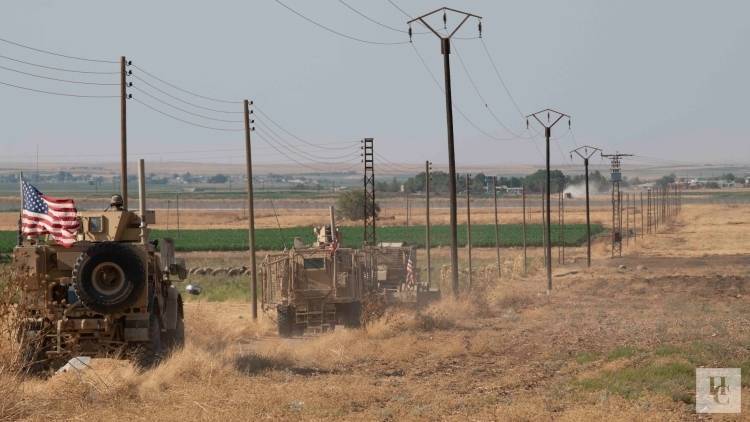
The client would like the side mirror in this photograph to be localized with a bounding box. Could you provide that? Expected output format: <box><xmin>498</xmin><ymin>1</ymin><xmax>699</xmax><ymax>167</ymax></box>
<box><xmin>186</xmin><ymin>284</ymin><xmax>202</xmax><ymax>296</ymax></box>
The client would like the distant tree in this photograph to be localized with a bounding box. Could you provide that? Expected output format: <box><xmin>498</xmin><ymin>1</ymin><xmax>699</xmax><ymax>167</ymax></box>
<box><xmin>655</xmin><ymin>173</ymin><xmax>676</xmax><ymax>188</ymax></box>
<box><xmin>523</xmin><ymin>169</ymin><xmax>567</xmax><ymax>193</ymax></box>
<box><xmin>207</xmin><ymin>174</ymin><xmax>229</xmax><ymax>184</ymax></box>
<box><xmin>722</xmin><ymin>173</ymin><xmax>736</xmax><ymax>182</ymax></box>
<box><xmin>336</xmin><ymin>190</ymin><xmax>380</xmax><ymax>221</ymax></box>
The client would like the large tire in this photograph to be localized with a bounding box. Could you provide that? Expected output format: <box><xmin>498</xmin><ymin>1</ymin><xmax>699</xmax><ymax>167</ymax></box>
<box><xmin>135</xmin><ymin>311</ymin><xmax>163</xmax><ymax>368</ymax></box>
<box><xmin>163</xmin><ymin>298</ymin><xmax>185</xmax><ymax>352</ymax></box>
<box><xmin>277</xmin><ymin>306</ymin><xmax>294</xmax><ymax>338</ymax></box>
<box><xmin>72</xmin><ymin>242</ymin><xmax>146</xmax><ymax>314</ymax></box>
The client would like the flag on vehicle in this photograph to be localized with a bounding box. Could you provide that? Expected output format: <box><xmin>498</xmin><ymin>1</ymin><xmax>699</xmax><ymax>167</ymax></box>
<box><xmin>21</xmin><ymin>179</ymin><xmax>80</xmax><ymax>247</ymax></box>
<box><xmin>406</xmin><ymin>252</ymin><xmax>416</xmax><ymax>287</ymax></box>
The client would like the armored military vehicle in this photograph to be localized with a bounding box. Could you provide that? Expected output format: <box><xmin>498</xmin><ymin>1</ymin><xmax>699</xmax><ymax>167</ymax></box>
<box><xmin>14</xmin><ymin>161</ymin><xmax>190</xmax><ymax>372</ymax></box>
<box><xmin>261</xmin><ymin>222</ymin><xmax>365</xmax><ymax>337</ymax></box>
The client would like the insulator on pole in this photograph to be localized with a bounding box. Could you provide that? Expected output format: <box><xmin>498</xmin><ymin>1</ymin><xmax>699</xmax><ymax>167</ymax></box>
<box><xmin>408</xmin><ymin>26</ymin><xmax>412</xmax><ymax>42</ymax></box>
<box><xmin>443</xmin><ymin>11</ymin><xmax>447</xmax><ymax>29</ymax></box>
<box><xmin>478</xmin><ymin>20</ymin><xmax>482</xmax><ymax>38</ymax></box>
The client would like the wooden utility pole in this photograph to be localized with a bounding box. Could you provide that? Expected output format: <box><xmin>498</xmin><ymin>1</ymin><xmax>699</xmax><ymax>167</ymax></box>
<box><xmin>408</xmin><ymin>7</ymin><xmax>482</xmax><ymax>298</ymax></box>
<box><xmin>561</xmin><ymin>192</ymin><xmax>565</xmax><ymax>263</ymax></box>
<box><xmin>425</xmin><ymin>161</ymin><xmax>432</xmax><ymax>288</ymax></box>
<box><xmin>557</xmin><ymin>191</ymin><xmax>562</xmax><ymax>264</ymax></box>
<box><xmin>466</xmin><ymin>174</ymin><xmax>472</xmax><ymax>290</ymax></box>
<box><xmin>243</xmin><ymin>99</ymin><xmax>258</xmax><ymax>320</ymax></box>
<box><xmin>570</xmin><ymin>146</ymin><xmax>601</xmax><ymax>268</ymax></box>
<box><xmin>120</xmin><ymin>56</ymin><xmax>128</xmax><ymax>209</ymax></box>
<box><xmin>522</xmin><ymin>185</ymin><xmax>528</xmax><ymax>275</ymax></box>
<box><xmin>640</xmin><ymin>192</ymin><xmax>644</xmax><ymax>239</ymax></box>
<box><xmin>625</xmin><ymin>193</ymin><xmax>630</xmax><ymax>247</ymax></box>
<box><xmin>492</xmin><ymin>176</ymin><xmax>501</xmax><ymax>278</ymax></box>
<box><xmin>541</xmin><ymin>187</ymin><xmax>547</xmax><ymax>270</ymax></box>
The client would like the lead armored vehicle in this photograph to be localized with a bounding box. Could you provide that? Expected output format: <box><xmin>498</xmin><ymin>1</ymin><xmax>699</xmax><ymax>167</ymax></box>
<box><xmin>15</xmin><ymin>188</ymin><xmax>189</xmax><ymax>372</ymax></box>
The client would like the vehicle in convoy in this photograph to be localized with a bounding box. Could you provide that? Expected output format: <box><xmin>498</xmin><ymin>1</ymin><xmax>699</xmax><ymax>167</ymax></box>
<box><xmin>261</xmin><ymin>224</ymin><xmax>365</xmax><ymax>336</ymax></box>
<box><xmin>261</xmin><ymin>208</ymin><xmax>437</xmax><ymax>337</ymax></box>
<box><xmin>14</xmin><ymin>166</ymin><xmax>191</xmax><ymax>373</ymax></box>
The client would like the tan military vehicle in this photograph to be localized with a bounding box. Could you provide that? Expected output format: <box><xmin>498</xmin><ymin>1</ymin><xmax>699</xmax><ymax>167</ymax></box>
<box><xmin>14</xmin><ymin>168</ymin><xmax>189</xmax><ymax>373</ymax></box>
<box><xmin>261</xmin><ymin>223</ymin><xmax>365</xmax><ymax>336</ymax></box>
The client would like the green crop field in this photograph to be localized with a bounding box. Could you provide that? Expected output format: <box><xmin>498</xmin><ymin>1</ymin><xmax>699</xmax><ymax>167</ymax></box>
<box><xmin>0</xmin><ymin>223</ymin><xmax>603</xmax><ymax>253</ymax></box>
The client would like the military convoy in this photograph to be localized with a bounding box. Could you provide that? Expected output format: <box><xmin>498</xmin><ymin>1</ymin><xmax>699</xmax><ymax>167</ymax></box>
<box><xmin>13</xmin><ymin>162</ymin><xmax>191</xmax><ymax>373</ymax></box>
<box><xmin>261</xmin><ymin>208</ymin><xmax>435</xmax><ymax>336</ymax></box>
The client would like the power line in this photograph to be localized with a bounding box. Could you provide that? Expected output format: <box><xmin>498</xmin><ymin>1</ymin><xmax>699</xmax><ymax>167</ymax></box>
<box><xmin>0</xmin><ymin>36</ymin><xmax>117</xmax><ymax>64</ymax></box>
<box><xmin>131</xmin><ymin>64</ymin><xmax>240</xmax><ymax>105</ymax></box>
<box><xmin>131</xmin><ymin>86</ymin><xmax>243</xmax><ymax>123</ymax></box>
<box><xmin>409</xmin><ymin>41</ymin><xmax>527</xmax><ymax>144</ymax></box>
<box><xmin>451</xmin><ymin>41</ymin><xmax>531</xmax><ymax>140</ymax></box>
<box><xmin>0</xmin><ymin>79</ymin><xmax>118</xmax><ymax>98</ymax></box>
<box><xmin>254</xmin><ymin>106</ymin><xmax>359</xmax><ymax>150</ymax></box>
<box><xmin>130</xmin><ymin>74</ymin><xmax>242</xmax><ymax>114</ymax></box>
<box><xmin>338</xmin><ymin>0</ymin><xmax>427</xmax><ymax>34</ymax></box>
<box><xmin>255</xmin><ymin>125</ymin><xmax>360</xmax><ymax>163</ymax></box>
<box><xmin>386</xmin><ymin>0</ymin><xmax>412</xmax><ymax>18</ymax></box>
<box><xmin>0</xmin><ymin>63</ymin><xmax>118</xmax><ymax>86</ymax></box>
<box><xmin>274</xmin><ymin>0</ymin><xmax>409</xmax><ymax>46</ymax></box>
<box><xmin>0</xmin><ymin>54</ymin><xmax>119</xmax><ymax>74</ymax></box>
<box><xmin>132</xmin><ymin>97</ymin><xmax>244</xmax><ymax>132</ymax></box>
<box><xmin>479</xmin><ymin>38</ymin><xmax>526</xmax><ymax>119</ymax></box>
<box><xmin>255</xmin><ymin>132</ymin><xmax>359</xmax><ymax>172</ymax></box>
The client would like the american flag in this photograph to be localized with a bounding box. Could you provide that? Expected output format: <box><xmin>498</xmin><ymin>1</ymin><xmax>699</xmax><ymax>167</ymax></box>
<box><xmin>21</xmin><ymin>179</ymin><xmax>80</xmax><ymax>247</ymax></box>
<box><xmin>406</xmin><ymin>252</ymin><xmax>416</xmax><ymax>287</ymax></box>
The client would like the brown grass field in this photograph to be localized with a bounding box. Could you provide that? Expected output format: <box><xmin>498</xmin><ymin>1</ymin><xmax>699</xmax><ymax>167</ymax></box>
<box><xmin>2</xmin><ymin>203</ymin><xmax>750</xmax><ymax>420</ymax></box>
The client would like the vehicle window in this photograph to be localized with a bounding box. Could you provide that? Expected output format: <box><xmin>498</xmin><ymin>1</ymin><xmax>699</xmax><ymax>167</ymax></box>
<box><xmin>303</xmin><ymin>258</ymin><xmax>325</xmax><ymax>269</ymax></box>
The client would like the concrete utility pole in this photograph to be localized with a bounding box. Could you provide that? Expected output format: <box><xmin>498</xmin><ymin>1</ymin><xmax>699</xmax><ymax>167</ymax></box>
<box><xmin>120</xmin><ymin>56</ymin><xmax>129</xmax><ymax>209</ymax></box>
<box><xmin>408</xmin><ymin>7</ymin><xmax>482</xmax><ymax>297</ymax></box>
<box><xmin>492</xmin><ymin>176</ymin><xmax>501</xmax><ymax>278</ymax></box>
<box><xmin>243</xmin><ymin>99</ymin><xmax>258</xmax><ymax>320</ymax></box>
<box><xmin>362</xmin><ymin>138</ymin><xmax>376</xmax><ymax>246</ymax></box>
<box><xmin>526</xmin><ymin>109</ymin><xmax>571</xmax><ymax>293</ymax></box>
<box><xmin>425</xmin><ymin>160</ymin><xmax>432</xmax><ymax>288</ymax></box>
<box><xmin>570</xmin><ymin>145</ymin><xmax>601</xmax><ymax>267</ymax></box>
<box><xmin>466</xmin><ymin>174</ymin><xmax>473</xmax><ymax>290</ymax></box>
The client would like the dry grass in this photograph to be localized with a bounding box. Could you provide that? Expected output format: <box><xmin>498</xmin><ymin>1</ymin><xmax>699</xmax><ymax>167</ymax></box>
<box><xmin>4</xmin><ymin>203</ymin><xmax>750</xmax><ymax>420</ymax></box>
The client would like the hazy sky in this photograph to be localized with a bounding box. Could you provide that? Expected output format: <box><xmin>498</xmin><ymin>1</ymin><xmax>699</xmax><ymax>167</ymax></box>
<box><xmin>1</xmin><ymin>0</ymin><xmax>748</xmax><ymax>171</ymax></box>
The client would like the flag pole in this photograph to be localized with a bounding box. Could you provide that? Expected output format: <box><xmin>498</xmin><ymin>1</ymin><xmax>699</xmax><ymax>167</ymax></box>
<box><xmin>17</xmin><ymin>172</ymin><xmax>23</xmax><ymax>246</ymax></box>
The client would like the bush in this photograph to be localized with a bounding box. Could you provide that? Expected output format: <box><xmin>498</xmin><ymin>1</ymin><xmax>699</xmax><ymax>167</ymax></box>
<box><xmin>336</xmin><ymin>191</ymin><xmax>380</xmax><ymax>221</ymax></box>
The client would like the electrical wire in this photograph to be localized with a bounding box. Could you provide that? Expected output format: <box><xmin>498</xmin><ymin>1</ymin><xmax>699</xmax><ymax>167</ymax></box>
<box><xmin>451</xmin><ymin>41</ymin><xmax>532</xmax><ymax>140</ymax></box>
<box><xmin>0</xmin><ymin>63</ymin><xmax>118</xmax><ymax>85</ymax></box>
<box><xmin>255</xmin><ymin>125</ymin><xmax>361</xmax><ymax>162</ymax></box>
<box><xmin>274</xmin><ymin>0</ymin><xmax>409</xmax><ymax>46</ymax></box>
<box><xmin>409</xmin><ymin>42</ymin><xmax>527</xmax><ymax>143</ymax></box>
<box><xmin>131</xmin><ymin>86</ymin><xmax>243</xmax><ymax>123</ymax></box>
<box><xmin>0</xmin><ymin>54</ymin><xmax>119</xmax><ymax>74</ymax></box>
<box><xmin>130</xmin><ymin>75</ymin><xmax>243</xmax><ymax>114</ymax></box>
<box><xmin>479</xmin><ymin>38</ymin><xmax>526</xmax><ymax>119</ymax></box>
<box><xmin>131</xmin><ymin>64</ymin><xmax>240</xmax><ymax>105</ymax></box>
<box><xmin>0</xmin><ymin>36</ymin><xmax>118</xmax><ymax>63</ymax></box>
<box><xmin>375</xmin><ymin>152</ymin><xmax>415</xmax><ymax>173</ymax></box>
<box><xmin>255</xmin><ymin>132</ymin><xmax>359</xmax><ymax>172</ymax></box>
<box><xmin>0</xmin><ymin>79</ymin><xmax>117</xmax><ymax>98</ymax></box>
<box><xmin>254</xmin><ymin>106</ymin><xmax>360</xmax><ymax>150</ymax></box>
<box><xmin>337</xmin><ymin>0</ymin><xmax>427</xmax><ymax>34</ymax></box>
<box><xmin>385</xmin><ymin>0</ymin><xmax>411</xmax><ymax>18</ymax></box>
<box><xmin>132</xmin><ymin>97</ymin><xmax>244</xmax><ymax>132</ymax></box>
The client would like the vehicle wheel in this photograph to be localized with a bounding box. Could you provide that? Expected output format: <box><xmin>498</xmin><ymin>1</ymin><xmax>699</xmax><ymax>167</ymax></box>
<box><xmin>72</xmin><ymin>242</ymin><xmax>146</xmax><ymax>314</ymax></box>
<box><xmin>162</xmin><ymin>313</ymin><xmax>185</xmax><ymax>352</ymax></box>
<box><xmin>135</xmin><ymin>311</ymin><xmax>163</xmax><ymax>368</ymax></box>
<box><xmin>277</xmin><ymin>306</ymin><xmax>294</xmax><ymax>338</ymax></box>
<box><xmin>17</xmin><ymin>327</ymin><xmax>51</xmax><ymax>375</ymax></box>
<box><xmin>344</xmin><ymin>302</ymin><xmax>362</xmax><ymax>328</ymax></box>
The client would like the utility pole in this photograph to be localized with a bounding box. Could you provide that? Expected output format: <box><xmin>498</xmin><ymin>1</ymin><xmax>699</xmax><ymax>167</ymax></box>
<box><xmin>405</xmin><ymin>189</ymin><xmax>410</xmax><ymax>227</ymax></box>
<box><xmin>243</xmin><ymin>99</ymin><xmax>258</xmax><ymax>320</ymax></box>
<box><xmin>362</xmin><ymin>138</ymin><xmax>376</xmax><ymax>246</ymax></box>
<box><xmin>522</xmin><ymin>185</ymin><xmax>528</xmax><ymax>275</ymax></box>
<box><xmin>560</xmin><ymin>192</ymin><xmax>565</xmax><ymax>263</ymax></box>
<box><xmin>526</xmin><ymin>109</ymin><xmax>571</xmax><ymax>293</ymax></box>
<box><xmin>466</xmin><ymin>174</ymin><xmax>472</xmax><ymax>290</ymax></box>
<box><xmin>120</xmin><ymin>56</ymin><xmax>129</xmax><ymax>209</ymax></box>
<box><xmin>492</xmin><ymin>176</ymin><xmax>501</xmax><ymax>278</ymax></box>
<box><xmin>425</xmin><ymin>160</ymin><xmax>432</xmax><ymax>288</ymax></box>
<box><xmin>625</xmin><ymin>192</ymin><xmax>630</xmax><ymax>247</ymax></box>
<box><xmin>408</xmin><ymin>7</ymin><xmax>482</xmax><ymax>297</ymax></box>
<box><xmin>640</xmin><ymin>191</ymin><xmax>644</xmax><ymax>239</ymax></box>
<box><xmin>570</xmin><ymin>145</ymin><xmax>601</xmax><ymax>267</ymax></box>
<box><xmin>541</xmin><ymin>187</ymin><xmax>547</xmax><ymax>269</ymax></box>
<box><xmin>176</xmin><ymin>192</ymin><xmax>180</xmax><ymax>239</ymax></box>
<box><xmin>601</xmin><ymin>152</ymin><xmax>633</xmax><ymax>257</ymax></box>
